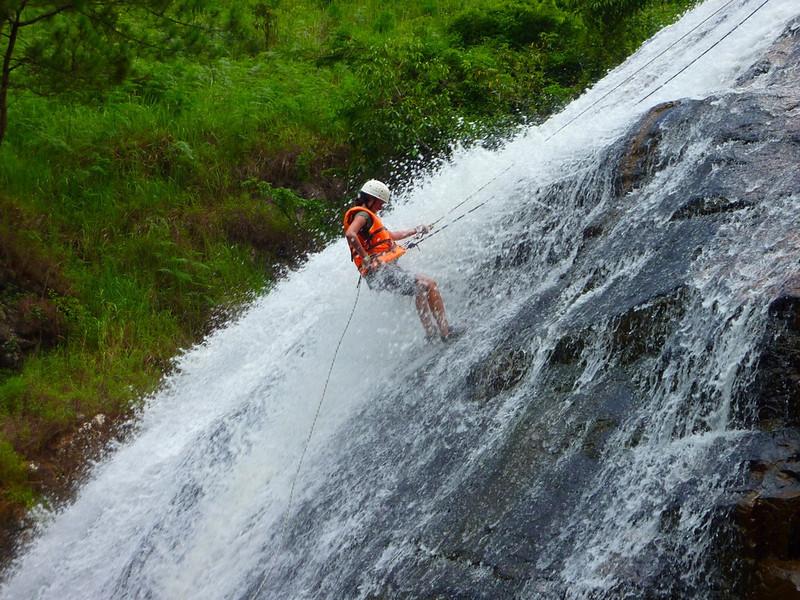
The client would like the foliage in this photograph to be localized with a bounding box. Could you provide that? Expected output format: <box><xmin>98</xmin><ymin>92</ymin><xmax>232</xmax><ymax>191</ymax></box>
<box><xmin>0</xmin><ymin>0</ymin><xmax>250</xmax><ymax>143</ymax></box>
<box><xmin>569</xmin><ymin>0</ymin><xmax>650</xmax><ymax>23</ymax></box>
<box><xmin>450</xmin><ymin>0</ymin><xmax>581</xmax><ymax>48</ymax></box>
<box><xmin>0</xmin><ymin>438</ymin><xmax>32</xmax><ymax>506</ymax></box>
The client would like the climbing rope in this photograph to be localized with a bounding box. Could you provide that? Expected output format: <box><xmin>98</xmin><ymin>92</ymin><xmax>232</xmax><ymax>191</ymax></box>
<box><xmin>406</xmin><ymin>0</ymin><xmax>768</xmax><ymax>251</ymax></box>
<box><xmin>430</xmin><ymin>163</ymin><xmax>516</xmax><ymax>227</ymax></box>
<box><xmin>248</xmin><ymin>277</ymin><xmax>362</xmax><ymax>600</ymax></box>
<box><xmin>638</xmin><ymin>0</ymin><xmax>772</xmax><ymax>105</ymax></box>
<box><xmin>405</xmin><ymin>196</ymin><xmax>503</xmax><ymax>250</ymax></box>
<box><xmin>547</xmin><ymin>0</ymin><xmax>740</xmax><ymax>142</ymax></box>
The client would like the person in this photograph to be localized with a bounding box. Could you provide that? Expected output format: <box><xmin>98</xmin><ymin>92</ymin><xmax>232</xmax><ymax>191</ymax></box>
<box><xmin>344</xmin><ymin>179</ymin><xmax>460</xmax><ymax>342</ymax></box>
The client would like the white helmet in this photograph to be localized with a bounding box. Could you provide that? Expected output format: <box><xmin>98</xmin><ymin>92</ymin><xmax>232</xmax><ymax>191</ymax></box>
<box><xmin>359</xmin><ymin>179</ymin><xmax>391</xmax><ymax>204</ymax></box>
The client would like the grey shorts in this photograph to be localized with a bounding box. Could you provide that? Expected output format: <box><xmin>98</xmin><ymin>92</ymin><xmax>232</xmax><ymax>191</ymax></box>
<box><xmin>364</xmin><ymin>262</ymin><xmax>417</xmax><ymax>296</ymax></box>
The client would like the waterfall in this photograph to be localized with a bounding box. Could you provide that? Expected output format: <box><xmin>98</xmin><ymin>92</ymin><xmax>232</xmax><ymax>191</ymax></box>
<box><xmin>3</xmin><ymin>1</ymin><xmax>799</xmax><ymax>598</ymax></box>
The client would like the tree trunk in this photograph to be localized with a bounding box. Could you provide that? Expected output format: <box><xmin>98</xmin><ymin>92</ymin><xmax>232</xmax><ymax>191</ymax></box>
<box><xmin>0</xmin><ymin>17</ymin><xmax>20</xmax><ymax>145</ymax></box>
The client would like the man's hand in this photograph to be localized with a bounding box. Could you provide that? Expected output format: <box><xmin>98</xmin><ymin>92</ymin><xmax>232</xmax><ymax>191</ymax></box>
<box><xmin>415</xmin><ymin>224</ymin><xmax>432</xmax><ymax>235</ymax></box>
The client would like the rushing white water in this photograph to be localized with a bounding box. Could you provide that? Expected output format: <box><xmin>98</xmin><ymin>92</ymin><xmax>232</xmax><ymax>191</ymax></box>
<box><xmin>3</xmin><ymin>1</ymin><xmax>799</xmax><ymax>598</ymax></box>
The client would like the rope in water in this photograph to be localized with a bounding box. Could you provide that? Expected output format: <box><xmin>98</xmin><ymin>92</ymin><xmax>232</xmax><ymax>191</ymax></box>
<box><xmin>638</xmin><ymin>0</ymin><xmax>772</xmax><ymax>105</ymax></box>
<box><xmin>248</xmin><ymin>278</ymin><xmax>362</xmax><ymax>600</ymax></box>
<box><xmin>407</xmin><ymin>0</ymin><xmax>765</xmax><ymax>251</ymax></box>
<box><xmin>548</xmin><ymin>0</ymin><xmax>741</xmax><ymax>141</ymax></box>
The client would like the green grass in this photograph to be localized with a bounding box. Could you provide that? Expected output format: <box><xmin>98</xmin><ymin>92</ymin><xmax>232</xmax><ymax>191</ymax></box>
<box><xmin>0</xmin><ymin>0</ymin><xmax>698</xmax><ymax>516</ymax></box>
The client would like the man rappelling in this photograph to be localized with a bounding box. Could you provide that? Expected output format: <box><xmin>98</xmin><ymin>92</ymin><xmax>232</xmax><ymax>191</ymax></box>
<box><xmin>344</xmin><ymin>179</ymin><xmax>462</xmax><ymax>342</ymax></box>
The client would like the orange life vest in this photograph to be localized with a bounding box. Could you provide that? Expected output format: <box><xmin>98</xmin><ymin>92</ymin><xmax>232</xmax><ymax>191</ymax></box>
<box><xmin>343</xmin><ymin>206</ymin><xmax>406</xmax><ymax>276</ymax></box>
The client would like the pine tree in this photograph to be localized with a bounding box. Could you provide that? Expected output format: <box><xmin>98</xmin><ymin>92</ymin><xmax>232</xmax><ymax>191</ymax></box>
<box><xmin>0</xmin><ymin>0</ymin><xmax>227</xmax><ymax>144</ymax></box>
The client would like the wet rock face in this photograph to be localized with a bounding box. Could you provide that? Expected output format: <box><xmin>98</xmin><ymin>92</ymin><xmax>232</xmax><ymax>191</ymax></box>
<box><xmin>609</xmin><ymin>286</ymin><xmax>687</xmax><ymax>365</ymax></box>
<box><xmin>733</xmin><ymin>430</ymin><xmax>800</xmax><ymax>600</ymax></box>
<box><xmin>274</xmin><ymin>20</ymin><xmax>800</xmax><ymax>600</ymax></box>
<box><xmin>736</xmin><ymin>19</ymin><xmax>800</xmax><ymax>88</ymax></box>
<box><xmin>466</xmin><ymin>347</ymin><xmax>532</xmax><ymax>402</ymax></box>
<box><xmin>669</xmin><ymin>195</ymin><xmax>752</xmax><ymax>221</ymax></box>
<box><xmin>614</xmin><ymin>100</ymin><xmax>681</xmax><ymax>196</ymax></box>
<box><xmin>746</xmin><ymin>288</ymin><xmax>800</xmax><ymax>428</ymax></box>
<box><xmin>730</xmin><ymin>284</ymin><xmax>800</xmax><ymax>597</ymax></box>
<box><xmin>556</xmin><ymin>21</ymin><xmax>800</xmax><ymax>594</ymax></box>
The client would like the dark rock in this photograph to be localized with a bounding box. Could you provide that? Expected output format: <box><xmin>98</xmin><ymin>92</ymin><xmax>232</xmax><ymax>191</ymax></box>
<box><xmin>609</xmin><ymin>286</ymin><xmax>687</xmax><ymax>365</ymax></box>
<box><xmin>581</xmin><ymin>417</ymin><xmax>617</xmax><ymax>459</ymax></box>
<box><xmin>550</xmin><ymin>333</ymin><xmax>584</xmax><ymax>365</ymax></box>
<box><xmin>581</xmin><ymin>222</ymin><xmax>604</xmax><ymax>239</ymax></box>
<box><xmin>614</xmin><ymin>100</ymin><xmax>681</xmax><ymax>196</ymax></box>
<box><xmin>732</xmin><ymin>431</ymin><xmax>800</xmax><ymax>598</ymax></box>
<box><xmin>466</xmin><ymin>347</ymin><xmax>532</xmax><ymax>402</ymax></box>
<box><xmin>670</xmin><ymin>196</ymin><xmax>753</xmax><ymax>221</ymax></box>
<box><xmin>741</xmin><ymin>285</ymin><xmax>800</xmax><ymax>428</ymax></box>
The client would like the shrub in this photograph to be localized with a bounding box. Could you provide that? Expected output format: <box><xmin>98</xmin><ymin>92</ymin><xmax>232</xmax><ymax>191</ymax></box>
<box><xmin>450</xmin><ymin>0</ymin><xmax>581</xmax><ymax>49</ymax></box>
<box><xmin>0</xmin><ymin>439</ymin><xmax>27</xmax><ymax>489</ymax></box>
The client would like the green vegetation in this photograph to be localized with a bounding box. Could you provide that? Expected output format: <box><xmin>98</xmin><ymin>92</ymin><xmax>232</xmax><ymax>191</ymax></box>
<box><xmin>0</xmin><ymin>0</ymin><xmax>696</xmax><ymax>518</ymax></box>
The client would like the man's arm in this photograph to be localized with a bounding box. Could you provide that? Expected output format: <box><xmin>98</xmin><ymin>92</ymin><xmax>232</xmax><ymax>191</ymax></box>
<box><xmin>390</xmin><ymin>224</ymin><xmax>431</xmax><ymax>241</ymax></box>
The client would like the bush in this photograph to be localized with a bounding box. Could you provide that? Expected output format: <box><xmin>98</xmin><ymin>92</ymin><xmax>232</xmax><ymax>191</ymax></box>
<box><xmin>0</xmin><ymin>439</ymin><xmax>31</xmax><ymax>506</ymax></box>
<box><xmin>450</xmin><ymin>0</ymin><xmax>581</xmax><ymax>49</ymax></box>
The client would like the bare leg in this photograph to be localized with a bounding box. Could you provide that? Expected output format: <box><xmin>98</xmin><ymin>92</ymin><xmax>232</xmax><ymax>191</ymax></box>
<box><xmin>415</xmin><ymin>289</ymin><xmax>438</xmax><ymax>338</ymax></box>
<box><xmin>415</xmin><ymin>275</ymin><xmax>449</xmax><ymax>338</ymax></box>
